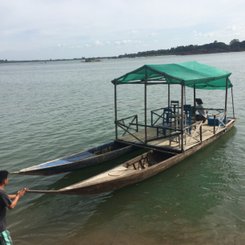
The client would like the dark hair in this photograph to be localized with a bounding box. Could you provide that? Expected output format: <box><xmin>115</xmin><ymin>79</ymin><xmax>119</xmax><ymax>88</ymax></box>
<box><xmin>195</xmin><ymin>98</ymin><xmax>203</xmax><ymax>105</ymax></box>
<box><xmin>0</xmin><ymin>170</ymin><xmax>9</xmax><ymax>184</ymax></box>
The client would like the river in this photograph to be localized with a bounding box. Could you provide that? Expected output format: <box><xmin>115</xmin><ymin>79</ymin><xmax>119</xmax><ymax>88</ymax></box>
<box><xmin>0</xmin><ymin>52</ymin><xmax>244</xmax><ymax>244</ymax></box>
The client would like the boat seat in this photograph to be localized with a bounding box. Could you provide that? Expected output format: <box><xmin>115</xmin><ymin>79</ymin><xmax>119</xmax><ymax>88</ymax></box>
<box><xmin>138</xmin><ymin>159</ymin><xmax>145</xmax><ymax>169</ymax></box>
<box><xmin>132</xmin><ymin>163</ymin><xmax>137</xmax><ymax>170</ymax></box>
<box><xmin>171</xmin><ymin>100</ymin><xmax>179</xmax><ymax>115</ymax></box>
<box><xmin>126</xmin><ymin>153</ymin><xmax>151</xmax><ymax>170</ymax></box>
<box><xmin>163</xmin><ymin>108</ymin><xmax>174</xmax><ymax>125</ymax></box>
<box><xmin>132</xmin><ymin>155</ymin><xmax>149</xmax><ymax>170</ymax></box>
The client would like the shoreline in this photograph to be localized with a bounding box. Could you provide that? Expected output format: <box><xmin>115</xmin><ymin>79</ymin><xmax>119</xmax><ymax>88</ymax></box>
<box><xmin>1</xmin><ymin>47</ymin><xmax>245</xmax><ymax>64</ymax></box>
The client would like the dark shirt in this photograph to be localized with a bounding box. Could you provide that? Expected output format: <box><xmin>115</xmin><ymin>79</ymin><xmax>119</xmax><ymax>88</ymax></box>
<box><xmin>0</xmin><ymin>190</ymin><xmax>12</xmax><ymax>232</ymax></box>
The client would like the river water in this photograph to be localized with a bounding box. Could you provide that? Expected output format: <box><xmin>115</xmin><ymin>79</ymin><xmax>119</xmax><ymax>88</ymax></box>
<box><xmin>0</xmin><ymin>52</ymin><xmax>244</xmax><ymax>245</ymax></box>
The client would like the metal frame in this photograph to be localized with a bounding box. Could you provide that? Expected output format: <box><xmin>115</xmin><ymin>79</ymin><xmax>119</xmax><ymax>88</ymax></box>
<box><xmin>113</xmin><ymin>75</ymin><xmax>234</xmax><ymax>152</ymax></box>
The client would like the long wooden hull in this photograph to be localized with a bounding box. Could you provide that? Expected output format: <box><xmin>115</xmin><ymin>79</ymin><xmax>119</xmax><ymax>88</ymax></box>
<box><xmin>28</xmin><ymin>119</ymin><xmax>235</xmax><ymax>194</ymax></box>
<box><xmin>15</xmin><ymin>141</ymin><xmax>134</xmax><ymax>175</ymax></box>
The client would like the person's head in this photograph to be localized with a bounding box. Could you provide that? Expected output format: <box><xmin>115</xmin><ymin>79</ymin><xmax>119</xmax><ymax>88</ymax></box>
<box><xmin>0</xmin><ymin>170</ymin><xmax>9</xmax><ymax>185</ymax></box>
<box><xmin>195</xmin><ymin>98</ymin><xmax>203</xmax><ymax>105</ymax></box>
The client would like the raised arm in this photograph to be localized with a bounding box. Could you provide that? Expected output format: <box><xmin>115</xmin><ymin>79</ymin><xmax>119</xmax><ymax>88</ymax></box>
<box><xmin>8</xmin><ymin>188</ymin><xmax>27</xmax><ymax>209</ymax></box>
<box><xmin>8</xmin><ymin>194</ymin><xmax>18</xmax><ymax>200</ymax></box>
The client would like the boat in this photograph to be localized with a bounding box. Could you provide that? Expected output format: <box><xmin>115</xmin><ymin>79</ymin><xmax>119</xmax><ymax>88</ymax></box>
<box><xmin>27</xmin><ymin>118</ymin><xmax>235</xmax><ymax>195</ymax></box>
<box><xmin>84</xmin><ymin>58</ymin><xmax>101</xmax><ymax>62</ymax></box>
<box><xmin>14</xmin><ymin>141</ymin><xmax>134</xmax><ymax>175</ymax></box>
<box><xmin>27</xmin><ymin>61</ymin><xmax>236</xmax><ymax>194</ymax></box>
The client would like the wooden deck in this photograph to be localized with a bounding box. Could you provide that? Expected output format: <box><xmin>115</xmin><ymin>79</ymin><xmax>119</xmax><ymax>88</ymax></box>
<box><xmin>118</xmin><ymin>120</ymin><xmax>226</xmax><ymax>152</ymax></box>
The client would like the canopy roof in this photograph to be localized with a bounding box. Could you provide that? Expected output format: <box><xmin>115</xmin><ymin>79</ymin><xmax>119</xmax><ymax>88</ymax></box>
<box><xmin>112</xmin><ymin>61</ymin><xmax>232</xmax><ymax>90</ymax></box>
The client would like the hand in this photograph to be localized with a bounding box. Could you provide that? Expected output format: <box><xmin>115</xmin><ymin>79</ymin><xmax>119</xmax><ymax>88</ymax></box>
<box><xmin>17</xmin><ymin>188</ymin><xmax>28</xmax><ymax>197</ymax></box>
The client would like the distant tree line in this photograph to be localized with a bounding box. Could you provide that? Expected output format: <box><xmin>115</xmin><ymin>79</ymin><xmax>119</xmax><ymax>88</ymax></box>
<box><xmin>118</xmin><ymin>39</ymin><xmax>245</xmax><ymax>58</ymax></box>
<box><xmin>1</xmin><ymin>39</ymin><xmax>245</xmax><ymax>63</ymax></box>
<box><xmin>0</xmin><ymin>58</ymin><xmax>85</xmax><ymax>63</ymax></box>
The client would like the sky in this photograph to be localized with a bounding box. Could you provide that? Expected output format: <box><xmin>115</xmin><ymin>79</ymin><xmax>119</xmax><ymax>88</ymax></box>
<box><xmin>1</xmin><ymin>0</ymin><xmax>245</xmax><ymax>60</ymax></box>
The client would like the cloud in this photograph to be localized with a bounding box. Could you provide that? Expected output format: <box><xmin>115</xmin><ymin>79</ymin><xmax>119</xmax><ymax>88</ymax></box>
<box><xmin>113</xmin><ymin>39</ymin><xmax>142</xmax><ymax>46</ymax></box>
<box><xmin>193</xmin><ymin>24</ymin><xmax>245</xmax><ymax>44</ymax></box>
<box><xmin>0</xmin><ymin>0</ymin><xmax>245</xmax><ymax>59</ymax></box>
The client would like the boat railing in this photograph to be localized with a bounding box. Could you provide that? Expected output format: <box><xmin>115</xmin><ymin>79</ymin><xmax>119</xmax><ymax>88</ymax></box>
<box><xmin>129</xmin><ymin>123</ymin><xmax>182</xmax><ymax>144</ymax></box>
<box><xmin>116</xmin><ymin>113</ymin><xmax>182</xmax><ymax>144</ymax></box>
<box><xmin>151</xmin><ymin>107</ymin><xmax>165</xmax><ymax>126</ymax></box>
<box><xmin>116</xmin><ymin>107</ymin><xmax>228</xmax><ymax>148</ymax></box>
<box><xmin>116</xmin><ymin>115</ymin><xmax>144</xmax><ymax>143</ymax></box>
<box><xmin>183</xmin><ymin>121</ymin><xmax>203</xmax><ymax>145</ymax></box>
<box><xmin>151</xmin><ymin>106</ymin><xmax>181</xmax><ymax>127</ymax></box>
<box><xmin>183</xmin><ymin>107</ymin><xmax>226</xmax><ymax>146</ymax></box>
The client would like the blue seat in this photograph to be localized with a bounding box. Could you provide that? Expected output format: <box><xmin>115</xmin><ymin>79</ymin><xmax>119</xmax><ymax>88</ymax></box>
<box><xmin>184</xmin><ymin>104</ymin><xmax>193</xmax><ymax>133</ymax></box>
<box><xmin>184</xmin><ymin>105</ymin><xmax>192</xmax><ymax>125</ymax></box>
<box><xmin>163</xmin><ymin>108</ymin><xmax>173</xmax><ymax>125</ymax></box>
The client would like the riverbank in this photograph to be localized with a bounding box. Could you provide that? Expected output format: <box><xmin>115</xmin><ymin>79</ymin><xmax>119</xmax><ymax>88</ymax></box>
<box><xmin>1</xmin><ymin>39</ymin><xmax>245</xmax><ymax>64</ymax></box>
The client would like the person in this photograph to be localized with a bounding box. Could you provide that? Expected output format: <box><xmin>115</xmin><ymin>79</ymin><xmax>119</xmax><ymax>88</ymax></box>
<box><xmin>0</xmin><ymin>170</ymin><xmax>27</xmax><ymax>245</ymax></box>
<box><xmin>195</xmin><ymin>98</ymin><xmax>207</xmax><ymax>123</ymax></box>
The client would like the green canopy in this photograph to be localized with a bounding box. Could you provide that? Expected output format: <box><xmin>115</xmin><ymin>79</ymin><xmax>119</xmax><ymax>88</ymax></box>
<box><xmin>112</xmin><ymin>61</ymin><xmax>232</xmax><ymax>90</ymax></box>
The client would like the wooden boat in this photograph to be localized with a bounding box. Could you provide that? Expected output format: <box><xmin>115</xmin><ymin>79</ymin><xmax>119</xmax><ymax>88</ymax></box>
<box><xmin>25</xmin><ymin>61</ymin><xmax>236</xmax><ymax>195</ymax></box>
<box><xmin>14</xmin><ymin>141</ymin><xmax>134</xmax><ymax>175</ymax></box>
<box><xmin>27</xmin><ymin>118</ymin><xmax>235</xmax><ymax>195</ymax></box>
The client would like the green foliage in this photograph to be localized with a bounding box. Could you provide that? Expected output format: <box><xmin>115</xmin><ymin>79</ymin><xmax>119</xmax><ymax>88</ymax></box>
<box><xmin>119</xmin><ymin>39</ymin><xmax>245</xmax><ymax>58</ymax></box>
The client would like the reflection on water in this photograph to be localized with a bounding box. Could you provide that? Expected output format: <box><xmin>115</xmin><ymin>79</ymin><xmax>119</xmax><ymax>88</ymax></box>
<box><xmin>1</xmin><ymin>53</ymin><xmax>245</xmax><ymax>244</ymax></box>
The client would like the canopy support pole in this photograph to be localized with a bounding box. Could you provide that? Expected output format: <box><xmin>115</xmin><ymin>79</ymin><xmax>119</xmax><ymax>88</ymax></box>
<box><xmin>184</xmin><ymin>86</ymin><xmax>186</xmax><ymax>105</ymax></box>
<box><xmin>193</xmin><ymin>84</ymin><xmax>196</xmax><ymax>122</ymax></box>
<box><xmin>144</xmin><ymin>81</ymin><xmax>148</xmax><ymax>143</ymax></box>
<box><xmin>231</xmin><ymin>86</ymin><xmax>235</xmax><ymax>118</ymax></box>
<box><xmin>181</xmin><ymin>83</ymin><xmax>184</xmax><ymax>152</ymax></box>
<box><xmin>224</xmin><ymin>78</ymin><xmax>228</xmax><ymax>123</ymax></box>
<box><xmin>168</xmin><ymin>84</ymin><xmax>170</xmax><ymax>107</ymax></box>
<box><xmin>114</xmin><ymin>83</ymin><xmax>118</xmax><ymax>139</ymax></box>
